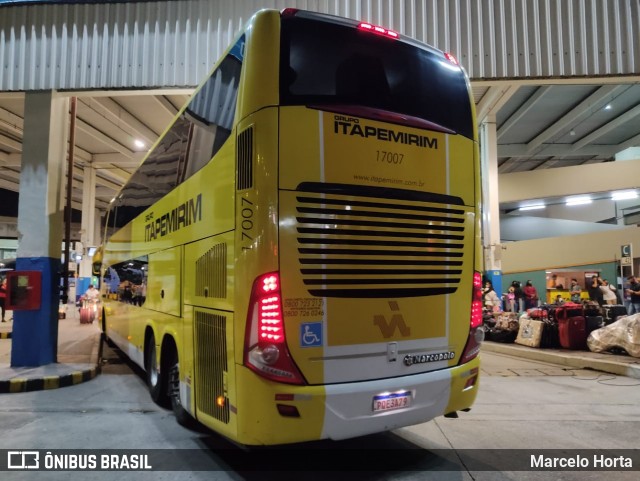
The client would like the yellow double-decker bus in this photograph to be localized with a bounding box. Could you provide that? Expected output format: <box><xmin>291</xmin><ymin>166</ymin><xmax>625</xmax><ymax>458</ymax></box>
<box><xmin>100</xmin><ymin>8</ymin><xmax>482</xmax><ymax>445</ymax></box>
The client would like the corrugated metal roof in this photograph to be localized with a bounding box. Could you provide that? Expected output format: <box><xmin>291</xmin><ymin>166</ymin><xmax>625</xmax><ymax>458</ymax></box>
<box><xmin>1</xmin><ymin>0</ymin><xmax>638</xmax><ymax>91</ymax></box>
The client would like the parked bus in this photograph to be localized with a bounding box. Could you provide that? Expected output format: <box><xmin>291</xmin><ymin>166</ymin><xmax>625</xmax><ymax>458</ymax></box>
<box><xmin>100</xmin><ymin>8</ymin><xmax>482</xmax><ymax>445</ymax></box>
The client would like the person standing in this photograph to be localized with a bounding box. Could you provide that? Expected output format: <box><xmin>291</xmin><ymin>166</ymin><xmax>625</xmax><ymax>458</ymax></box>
<box><xmin>625</xmin><ymin>275</ymin><xmax>640</xmax><ymax>315</ymax></box>
<box><xmin>587</xmin><ymin>276</ymin><xmax>603</xmax><ymax>306</ymax></box>
<box><xmin>482</xmin><ymin>281</ymin><xmax>502</xmax><ymax>311</ymax></box>
<box><xmin>569</xmin><ymin>278</ymin><xmax>582</xmax><ymax>303</ymax></box>
<box><xmin>0</xmin><ymin>277</ymin><xmax>6</xmax><ymax>322</ymax></box>
<box><xmin>506</xmin><ymin>286</ymin><xmax>516</xmax><ymax>312</ymax></box>
<box><xmin>512</xmin><ymin>281</ymin><xmax>525</xmax><ymax>312</ymax></box>
<box><xmin>523</xmin><ymin>280</ymin><xmax>538</xmax><ymax>310</ymax></box>
<box><xmin>622</xmin><ymin>277</ymin><xmax>633</xmax><ymax>314</ymax></box>
<box><xmin>600</xmin><ymin>279</ymin><xmax>617</xmax><ymax>305</ymax></box>
<box><xmin>83</xmin><ymin>284</ymin><xmax>100</xmax><ymax>303</ymax></box>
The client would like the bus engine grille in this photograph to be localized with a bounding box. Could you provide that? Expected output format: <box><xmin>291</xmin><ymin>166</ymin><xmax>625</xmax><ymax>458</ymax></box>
<box><xmin>294</xmin><ymin>183</ymin><xmax>470</xmax><ymax>298</ymax></box>
<box><xmin>195</xmin><ymin>310</ymin><xmax>230</xmax><ymax>423</ymax></box>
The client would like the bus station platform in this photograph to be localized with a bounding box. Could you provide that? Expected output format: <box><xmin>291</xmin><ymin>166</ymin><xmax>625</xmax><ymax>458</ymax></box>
<box><xmin>1</xmin><ymin>310</ymin><xmax>640</xmax><ymax>393</ymax></box>
<box><xmin>481</xmin><ymin>341</ymin><xmax>640</xmax><ymax>379</ymax></box>
<box><xmin>0</xmin><ymin>305</ymin><xmax>101</xmax><ymax>393</ymax></box>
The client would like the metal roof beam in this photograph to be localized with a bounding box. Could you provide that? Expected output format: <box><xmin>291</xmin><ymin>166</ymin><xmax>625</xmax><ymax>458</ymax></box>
<box><xmin>571</xmin><ymin>103</ymin><xmax>640</xmax><ymax>151</ymax></box>
<box><xmin>0</xmin><ymin>106</ymin><xmax>23</xmax><ymax>137</ymax></box>
<box><xmin>0</xmin><ymin>132</ymin><xmax>21</xmax><ymax>151</ymax></box>
<box><xmin>524</xmin><ymin>85</ymin><xmax>626</xmax><ymax>153</ymax></box>
<box><xmin>501</xmin><ymin>143</ymin><xmax>620</xmax><ymax>158</ymax></box>
<box><xmin>499</xmin><ymin>159</ymin><xmax>640</xmax><ymax>205</ymax></box>
<box><xmin>76</xmin><ymin>118</ymin><xmax>136</xmax><ymax>158</ymax></box>
<box><xmin>476</xmin><ymin>85</ymin><xmax>519</xmax><ymax>122</ymax></box>
<box><xmin>150</xmin><ymin>95</ymin><xmax>179</xmax><ymax>120</ymax></box>
<box><xmin>82</xmin><ymin>97</ymin><xmax>159</xmax><ymax>146</ymax></box>
<box><xmin>497</xmin><ymin>86</ymin><xmax>551</xmax><ymax>140</ymax></box>
<box><xmin>91</xmin><ymin>152</ymin><xmax>145</xmax><ymax>168</ymax></box>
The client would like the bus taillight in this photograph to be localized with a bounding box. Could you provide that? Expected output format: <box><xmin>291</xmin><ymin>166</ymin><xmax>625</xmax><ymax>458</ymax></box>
<box><xmin>460</xmin><ymin>271</ymin><xmax>484</xmax><ymax>364</ymax></box>
<box><xmin>244</xmin><ymin>272</ymin><xmax>305</xmax><ymax>385</ymax></box>
<box><xmin>471</xmin><ymin>271</ymin><xmax>483</xmax><ymax>329</ymax></box>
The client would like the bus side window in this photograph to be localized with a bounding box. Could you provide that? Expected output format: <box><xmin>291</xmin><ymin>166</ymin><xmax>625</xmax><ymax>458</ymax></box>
<box><xmin>181</xmin><ymin>36</ymin><xmax>244</xmax><ymax>182</ymax></box>
<box><xmin>109</xmin><ymin>257</ymin><xmax>148</xmax><ymax>306</ymax></box>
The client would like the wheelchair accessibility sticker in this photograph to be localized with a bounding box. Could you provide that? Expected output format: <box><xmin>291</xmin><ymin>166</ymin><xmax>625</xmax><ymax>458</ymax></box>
<box><xmin>300</xmin><ymin>322</ymin><xmax>323</xmax><ymax>348</ymax></box>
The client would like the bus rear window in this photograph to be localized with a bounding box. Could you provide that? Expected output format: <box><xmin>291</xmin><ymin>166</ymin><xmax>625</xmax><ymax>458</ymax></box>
<box><xmin>280</xmin><ymin>16</ymin><xmax>473</xmax><ymax>140</ymax></box>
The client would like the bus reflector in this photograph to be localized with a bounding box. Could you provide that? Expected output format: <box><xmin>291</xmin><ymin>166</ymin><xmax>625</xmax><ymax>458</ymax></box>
<box><xmin>358</xmin><ymin>22</ymin><xmax>398</xmax><ymax>39</ymax></box>
<box><xmin>244</xmin><ymin>272</ymin><xmax>305</xmax><ymax>385</ymax></box>
<box><xmin>276</xmin><ymin>404</ymin><xmax>301</xmax><ymax>417</ymax></box>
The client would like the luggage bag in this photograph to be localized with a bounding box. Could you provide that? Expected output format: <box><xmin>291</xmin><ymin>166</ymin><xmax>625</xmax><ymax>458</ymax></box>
<box><xmin>515</xmin><ymin>318</ymin><xmax>545</xmax><ymax>348</ymax></box>
<box><xmin>486</xmin><ymin>328</ymin><xmax>517</xmax><ymax>343</ymax></box>
<box><xmin>556</xmin><ymin>303</ymin><xmax>587</xmax><ymax>350</ymax></box>
<box><xmin>585</xmin><ymin>315</ymin><xmax>604</xmax><ymax>335</ymax></box>
<box><xmin>602</xmin><ymin>305</ymin><xmax>627</xmax><ymax>324</ymax></box>
<box><xmin>558</xmin><ymin>316</ymin><xmax>587</xmax><ymax>349</ymax></box>
<box><xmin>79</xmin><ymin>307</ymin><xmax>93</xmax><ymax>324</ymax></box>
<box><xmin>539</xmin><ymin>320</ymin><xmax>561</xmax><ymax>348</ymax></box>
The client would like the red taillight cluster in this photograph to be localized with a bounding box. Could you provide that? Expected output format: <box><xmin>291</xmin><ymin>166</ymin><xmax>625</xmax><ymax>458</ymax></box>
<box><xmin>259</xmin><ymin>275</ymin><xmax>284</xmax><ymax>344</ymax></box>
<box><xmin>460</xmin><ymin>271</ymin><xmax>484</xmax><ymax>364</ymax></box>
<box><xmin>244</xmin><ymin>272</ymin><xmax>305</xmax><ymax>385</ymax></box>
<box><xmin>358</xmin><ymin>22</ymin><xmax>399</xmax><ymax>39</ymax></box>
<box><xmin>471</xmin><ymin>271</ymin><xmax>483</xmax><ymax>328</ymax></box>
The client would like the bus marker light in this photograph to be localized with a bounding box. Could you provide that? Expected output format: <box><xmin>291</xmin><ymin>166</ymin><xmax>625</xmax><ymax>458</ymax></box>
<box><xmin>216</xmin><ymin>396</ymin><xmax>226</xmax><ymax>407</ymax></box>
<box><xmin>358</xmin><ymin>22</ymin><xmax>398</xmax><ymax>39</ymax></box>
<box><xmin>444</xmin><ymin>52</ymin><xmax>459</xmax><ymax>65</ymax></box>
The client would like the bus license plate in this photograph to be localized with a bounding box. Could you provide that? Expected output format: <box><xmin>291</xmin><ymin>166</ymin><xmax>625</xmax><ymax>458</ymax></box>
<box><xmin>372</xmin><ymin>391</ymin><xmax>411</xmax><ymax>412</ymax></box>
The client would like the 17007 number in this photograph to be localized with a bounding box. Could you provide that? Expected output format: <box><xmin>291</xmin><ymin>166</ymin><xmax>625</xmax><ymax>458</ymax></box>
<box><xmin>376</xmin><ymin>150</ymin><xmax>404</xmax><ymax>164</ymax></box>
<box><xmin>241</xmin><ymin>197</ymin><xmax>254</xmax><ymax>251</ymax></box>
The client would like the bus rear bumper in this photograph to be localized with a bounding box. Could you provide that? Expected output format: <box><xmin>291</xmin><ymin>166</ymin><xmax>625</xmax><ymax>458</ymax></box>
<box><xmin>235</xmin><ymin>358</ymin><xmax>479</xmax><ymax>445</ymax></box>
<box><xmin>321</xmin><ymin>358</ymin><xmax>479</xmax><ymax>440</ymax></box>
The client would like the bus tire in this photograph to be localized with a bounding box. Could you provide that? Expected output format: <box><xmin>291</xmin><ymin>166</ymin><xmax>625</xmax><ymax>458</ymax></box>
<box><xmin>167</xmin><ymin>349</ymin><xmax>197</xmax><ymax>428</ymax></box>
<box><xmin>145</xmin><ymin>335</ymin><xmax>168</xmax><ymax>406</ymax></box>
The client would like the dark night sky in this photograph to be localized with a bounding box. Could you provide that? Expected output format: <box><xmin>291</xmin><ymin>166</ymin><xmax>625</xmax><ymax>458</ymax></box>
<box><xmin>0</xmin><ymin>189</ymin><xmax>19</xmax><ymax>217</ymax></box>
<box><xmin>0</xmin><ymin>188</ymin><xmax>82</xmax><ymax>221</ymax></box>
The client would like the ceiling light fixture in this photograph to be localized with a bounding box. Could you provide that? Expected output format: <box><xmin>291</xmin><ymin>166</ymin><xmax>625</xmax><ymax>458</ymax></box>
<box><xmin>611</xmin><ymin>191</ymin><xmax>638</xmax><ymax>201</ymax></box>
<box><xmin>569</xmin><ymin>129</ymin><xmax>576</xmax><ymax>136</ymax></box>
<box><xmin>604</xmin><ymin>104</ymin><xmax>612</xmax><ymax>110</ymax></box>
<box><xmin>519</xmin><ymin>204</ymin><xmax>546</xmax><ymax>211</ymax></box>
<box><xmin>566</xmin><ymin>196</ymin><xmax>592</xmax><ymax>206</ymax></box>
<box><xmin>134</xmin><ymin>139</ymin><xmax>146</xmax><ymax>148</ymax></box>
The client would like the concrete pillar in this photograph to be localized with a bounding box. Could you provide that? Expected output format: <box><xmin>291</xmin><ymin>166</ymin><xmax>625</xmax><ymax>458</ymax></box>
<box><xmin>79</xmin><ymin>164</ymin><xmax>96</xmax><ymax>280</ymax></box>
<box><xmin>480</xmin><ymin>116</ymin><xmax>503</xmax><ymax>292</ymax></box>
<box><xmin>13</xmin><ymin>91</ymin><xmax>69</xmax><ymax>367</ymax></box>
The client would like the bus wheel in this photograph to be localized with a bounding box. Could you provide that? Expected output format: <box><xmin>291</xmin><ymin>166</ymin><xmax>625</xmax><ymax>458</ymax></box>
<box><xmin>167</xmin><ymin>350</ymin><xmax>197</xmax><ymax>428</ymax></box>
<box><xmin>145</xmin><ymin>336</ymin><xmax>168</xmax><ymax>406</ymax></box>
